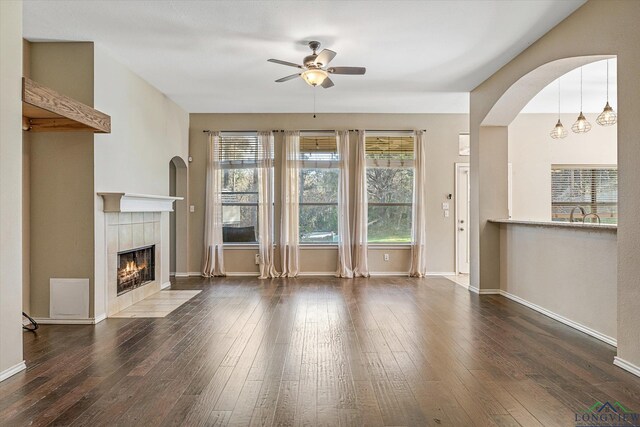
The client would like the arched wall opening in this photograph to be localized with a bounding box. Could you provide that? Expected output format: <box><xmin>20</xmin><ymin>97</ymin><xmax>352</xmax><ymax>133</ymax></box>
<box><xmin>170</xmin><ymin>156</ymin><xmax>188</xmax><ymax>277</ymax></box>
<box><xmin>472</xmin><ymin>54</ymin><xmax>619</xmax><ymax>347</ymax></box>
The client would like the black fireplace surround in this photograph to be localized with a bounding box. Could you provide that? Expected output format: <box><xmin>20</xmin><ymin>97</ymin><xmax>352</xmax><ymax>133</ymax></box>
<box><xmin>117</xmin><ymin>245</ymin><xmax>155</xmax><ymax>296</ymax></box>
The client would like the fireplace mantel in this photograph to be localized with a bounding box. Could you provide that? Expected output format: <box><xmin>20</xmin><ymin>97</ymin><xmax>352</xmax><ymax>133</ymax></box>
<box><xmin>98</xmin><ymin>193</ymin><xmax>183</xmax><ymax>213</ymax></box>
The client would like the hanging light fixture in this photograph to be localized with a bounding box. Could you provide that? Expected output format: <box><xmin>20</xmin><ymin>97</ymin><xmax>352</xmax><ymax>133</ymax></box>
<box><xmin>550</xmin><ymin>78</ymin><xmax>567</xmax><ymax>139</ymax></box>
<box><xmin>301</xmin><ymin>68</ymin><xmax>328</xmax><ymax>87</ymax></box>
<box><xmin>597</xmin><ymin>59</ymin><xmax>617</xmax><ymax>126</ymax></box>
<box><xmin>572</xmin><ymin>67</ymin><xmax>592</xmax><ymax>133</ymax></box>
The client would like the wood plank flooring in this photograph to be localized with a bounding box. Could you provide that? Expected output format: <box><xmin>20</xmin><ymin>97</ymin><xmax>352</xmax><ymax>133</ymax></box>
<box><xmin>1</xmin><ymin>276</ymin><xmax>639</xmax><ymax>426</ymax></box>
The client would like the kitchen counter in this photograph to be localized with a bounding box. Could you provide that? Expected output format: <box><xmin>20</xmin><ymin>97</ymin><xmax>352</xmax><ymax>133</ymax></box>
<box><xmin>489</xmin><ymin>218</ymin><xmax>617</xmax><ymax>232</ymax></box>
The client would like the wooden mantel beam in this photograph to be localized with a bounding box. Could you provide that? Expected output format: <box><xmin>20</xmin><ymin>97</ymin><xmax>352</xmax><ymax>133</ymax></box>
<box><xmin>22</xmin><ymin>77</ymin><xmax>111</xmax><ymax>133</ymax></box>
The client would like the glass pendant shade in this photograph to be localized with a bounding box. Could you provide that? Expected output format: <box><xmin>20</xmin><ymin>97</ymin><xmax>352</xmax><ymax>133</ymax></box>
<box><xmin>572</xmin><ymin>112</ymin><xmax>592</xmax><ymax>133</ymax></box>
<box><xmin>301</xmin><ymin>68</ymin><xmax>328</xmax><ymax>86</ymax></box>
<box><xmin>550</xmin><ymin>119</ymin><xmax>568</xmax><ymax>139</ymax></box>
<box><xmin>596</xmin><ymin>102</ymin><xmax>617</xmax><ymax>126</ymax></box>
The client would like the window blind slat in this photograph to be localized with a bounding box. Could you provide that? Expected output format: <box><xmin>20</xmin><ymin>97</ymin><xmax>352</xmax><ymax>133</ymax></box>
<box><xmin>551</xmin><ymin>166</ymin><xmax>617</xmax><ymax>223</ymax></box>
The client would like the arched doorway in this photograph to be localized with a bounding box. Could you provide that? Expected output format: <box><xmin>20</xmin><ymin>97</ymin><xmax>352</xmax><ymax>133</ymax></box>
<box><xmin>170</xmin><ymin>156</ymin><xmax>188</xmax><ymax>278</ymax></box>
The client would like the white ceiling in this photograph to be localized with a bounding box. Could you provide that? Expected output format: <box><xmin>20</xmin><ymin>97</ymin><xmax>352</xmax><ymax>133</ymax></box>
<box><xmin>521</xmin><ymin>58</ymin><xmax>617</xmax><ymax>114</ymax></box>
<box><xmin>23</xmin><ymin>0</ymin><xmax>585</xmax><ymax>114</ymax></box>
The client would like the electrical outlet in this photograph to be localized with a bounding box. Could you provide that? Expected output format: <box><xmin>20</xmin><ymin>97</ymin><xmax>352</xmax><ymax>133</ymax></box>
<box><xmin>444</xmin><ymin>210</ymin><xmax>449</xmax><ymax>217</ymax></box>
<box><xmin>189</xmin><ymin>205</ymin><xmax>195</xmax><ymax>213</ymax></box>
<box><xmin>384</xmin><ymin>253</ymin><xmax>390</xmax><ymax>262</ymax></box>
<box><xmin>442</xmin><ymin>202</ymin><xmax>449</xmax><ymax>210</ymax></box>
<box><xmin>254</xmin><ymin>254</ymin><xmax>260</xmax><ymax>265</ymax></box>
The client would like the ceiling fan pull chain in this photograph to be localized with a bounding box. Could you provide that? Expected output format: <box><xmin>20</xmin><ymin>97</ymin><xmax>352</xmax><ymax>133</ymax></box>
<box><xmin>313</xmin><ymin>87</ymin><xmax>317</xmax><ymax>118</ymax></box>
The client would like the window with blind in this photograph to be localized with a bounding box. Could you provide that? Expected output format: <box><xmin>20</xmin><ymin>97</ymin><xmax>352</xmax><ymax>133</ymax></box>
<box><xmin>551</xmin><ymin>166</ymin><xmax>617</xmax><ymax>224</ymax></box>
<box><xmin>219</xmin><ymin>133</ymin><xmax>272</xmax><ymax>243</ymax></box>
<box><xmin>365</xmin><ymin>134</ymin><xmax>414</xmax><ymax>243</ymax></box>
<box><xmin>299</xmin><ymin>133</ymin><xmax>339</xmax><ymax>243</ymax></box>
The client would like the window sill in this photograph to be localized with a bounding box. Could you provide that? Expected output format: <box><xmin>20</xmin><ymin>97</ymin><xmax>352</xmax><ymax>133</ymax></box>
<box><xmin>368</xmin><ymin>244</ymin><xmax>413</xmax><ymax>249</ymax></box>
<box><xmin>223</xmin><ymin>244</ymin><xmax>259</xmax><ymax>250</ymax></box>
<box><xmin>299</xmin><ymin>244</ymin><xmax>338</xmax><ymax>249</ymax></box>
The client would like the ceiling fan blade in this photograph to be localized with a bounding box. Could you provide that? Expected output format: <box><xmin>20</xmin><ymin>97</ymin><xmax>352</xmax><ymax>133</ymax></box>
<box><xmin>315</xmin><ymin>49</ymin><xmax>336</xmax><ymax>66</ymax></box>
<box><xmin>321</xmin><ymin>77</ymin><xmax>334</xmax><ymax>89</ymax></box>
<box><xmin>268</xmin><ymin>58</ymin><xmax>303</xmax><ymax>69</ymax></box>
<box><xmin>328</xmin><ymin>66</ymin><xmax>366</xmax><ymax>75</ymax></box>
<box><xmin>275</xmin><ymin>73</ymin><xmax>301</xmax><ymax>83</ymax></box>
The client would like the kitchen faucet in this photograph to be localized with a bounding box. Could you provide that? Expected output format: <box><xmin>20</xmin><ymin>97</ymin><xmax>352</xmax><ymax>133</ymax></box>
<box><xmin>569</xmin><ymin>206</ymin><xmax>586</xmax><ymax>223</ymax></box>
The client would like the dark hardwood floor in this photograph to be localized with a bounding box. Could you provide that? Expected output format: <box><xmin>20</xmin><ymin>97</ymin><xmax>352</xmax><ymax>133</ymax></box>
<box><xmin>1</xmin><ymin>276</ymin><xmax>639</xmax><ymax>426</ymax></box>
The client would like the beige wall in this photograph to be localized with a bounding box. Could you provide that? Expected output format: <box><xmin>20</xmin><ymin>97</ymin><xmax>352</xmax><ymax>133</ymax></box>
<box><xmin>28</xmin><ymin>42</ymin><xmax>96</xmax><ymax>318</ymax></box>
<box><xmin>509</xmin><ymin>113</ymin><xmax>617</xmax><ymax>221</ymax></box>
<box><xmin>0</xmin><ymin>0</ymin><xmax>25</xmax><ymax>379</ymax></box>
<box><xmin>499</xmin><ymin>224</ymin><xmax>617</xmax><ymax>342</ymax></box>
<box><xmin>188</xmin><ymin>113</ymin><xmax>468</xmax><ymax>275</ymax></box>
<box><xmin>93</xmin><ymin>45</ymin><xmax>189</xmax><ymax>318</ymax></box>
<box><xmin>470</xmin><ymin>0</ymin><xmax>640</xmax><ymax>370</ymax></box>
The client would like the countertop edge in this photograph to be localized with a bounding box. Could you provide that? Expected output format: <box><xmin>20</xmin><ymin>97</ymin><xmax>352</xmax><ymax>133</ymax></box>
<box><xmin>489</xmin><ymin>219</ymin><xmax>617</xmax><ymax>232</ymax></box>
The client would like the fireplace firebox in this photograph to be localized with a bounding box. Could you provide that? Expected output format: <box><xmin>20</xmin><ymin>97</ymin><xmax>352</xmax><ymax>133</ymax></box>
<box><xmin>117</xmin><ymin>245</ymin><xmax>155</xmax><ymax>296</ymax></box>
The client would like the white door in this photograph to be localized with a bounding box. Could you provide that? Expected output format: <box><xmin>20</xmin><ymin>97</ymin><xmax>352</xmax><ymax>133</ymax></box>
<box><xmin>456</xmin><ymin>164</ymin><xmax>470</xmax><ymax>274</ymax></box>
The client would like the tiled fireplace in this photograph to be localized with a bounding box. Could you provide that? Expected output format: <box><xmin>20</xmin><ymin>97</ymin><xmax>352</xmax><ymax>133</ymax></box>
<box><xmin>106</xmin><ymin>212</ymin><xmax>161</xmax><ymax>316</ymax></box>
<box><xmin>99</xmin><ymin>193</ymin><xmax>182</xmax><ymax>317</ymax></box>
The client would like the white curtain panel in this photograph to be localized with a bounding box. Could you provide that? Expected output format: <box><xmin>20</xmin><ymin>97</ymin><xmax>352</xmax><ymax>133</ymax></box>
<box><xmin>280</xmin><ymin>131</ymin><xmax>300</xmax><ymax>277</ymax></box>
<box><xmin>335</xmin><ymin>130</ymin><xmax>354</xmax><ymax>278</ymax></box>
<box><xmin>257</xmin><ymin>131</ymin><xmax>279</xmax><ymax>279</ymax></box>
<box><xmin>352</xmin><ymin>130</ymin><xmax>370</xmax><ymax>277</ymax></box>
<box><xmin>202</xmin><ymin>131</ymin><xmax>226</xmax><ymax>277</ymax></box>
<box><xmin>409</xmin><ymin>130</ymin><xmax>428</xmax><ymax>277</ymax></box>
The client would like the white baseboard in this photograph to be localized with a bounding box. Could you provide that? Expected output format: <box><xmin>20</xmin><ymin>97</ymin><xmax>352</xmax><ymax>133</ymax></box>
<box><xmin>161</xmin><ymin>281</ymin><xmax>171</xmax><ymax>289</ymax></box>
<box><xmin>370</xmin><ymin>272</ymin><xmax>409</xmax><ymax>277</ymax></box>
<box><xmin>427</xmin><ymin>272</ymin><xmax>457</xmax><ymax>276</ymax></box>
<box><xmin>33</xmin><ymin>317</ymin><xmax>104</xmax><ymax>325</ymax></box>
<box><xmin>173</xmin><ymin>272</ymin><xmax>189</xmax><ymax>278</ymax></box>
<box><xmin>613</xmin><ymin>356</ymin><xmax>640</xmax><ymax>378</ymax></box>
<box><xmin>0</xmin><ymin>361</ymin><xmax>26</xmax><ymax>382</ymax></box>
<box><xmin>468</xmin><ymin>286</ymin><xmax>501</xmax><ymax>295</ymax></box>
<box><xmin>94</xmin><ymin>313</ymin><xmax>107</xmax><ymax>324</ymax></box>
<box><xmin>475</xmin><ymin>289</ymin><xmax>617</xmax><ymax>347</ymax></box>
<box><xmin>225</xmin><ymin>272</ymin><xmax>259</xmax><ymax>277</ymax></box>
<box><xmin>298</xmin><ymin>272</ymin><xmax>335</xmax><ymax>277</ymax></box>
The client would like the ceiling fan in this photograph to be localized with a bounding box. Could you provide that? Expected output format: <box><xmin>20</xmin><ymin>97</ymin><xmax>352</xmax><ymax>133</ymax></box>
<box><xmin>268</xmin><ymin>41</ymin><xmax>366</xmax><ymax>89</ymax></box>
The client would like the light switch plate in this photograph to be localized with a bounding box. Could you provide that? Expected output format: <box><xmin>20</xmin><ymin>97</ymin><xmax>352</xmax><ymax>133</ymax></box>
<box><xmin>442</xmin><ymin>202</ymin><xmax>450</xmax><ymax>210</ymax></box>
<box><xmin>444</xmin><ymin>210</ymin><xmax>450</xmax><ymax>217</ymax></box>
<box><xmin>189</xmin><ymin>205</ymin><xmax>195</xmax><ymax>212</ymax></box>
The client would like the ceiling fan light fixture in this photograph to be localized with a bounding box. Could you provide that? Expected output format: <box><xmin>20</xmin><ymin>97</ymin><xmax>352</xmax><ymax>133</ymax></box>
<box><xmin>301</xmin><ymin>68</ymin><xmax>328</xmax><ymax>87</ymax></box>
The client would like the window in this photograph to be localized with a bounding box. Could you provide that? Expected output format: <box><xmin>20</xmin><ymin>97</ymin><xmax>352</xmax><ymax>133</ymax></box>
<box><xmin>219</xmin><ymin>133</ymin><xmax>269</xmax><ymax>243</ymax></box>
<box><xmin>299</xmin><ymin>134</ymin><xmax>339</xmax><ymax>243</ymax></box>
<box><xmin>365</xmin><ymin>134</ymin><xmax>414</xmax><ymax>243</ymax></box>
<box><xmin>551</xmin><ymin>166</ymin><xmax>617</xmax><ymax>224</ymax></box>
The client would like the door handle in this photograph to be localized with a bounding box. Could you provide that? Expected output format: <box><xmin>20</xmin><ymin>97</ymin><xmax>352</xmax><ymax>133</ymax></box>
<box><xmin>459</xmin><ymin>227</ymin><xmax>465</xmax><ymax>231</ymax></box>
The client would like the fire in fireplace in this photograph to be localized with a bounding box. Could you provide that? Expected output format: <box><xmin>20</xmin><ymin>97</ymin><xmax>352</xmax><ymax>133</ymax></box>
<box><xmin>117</xmin><ymin>245</ymin><xmax>155</xmax><ymax>296</ymax></box>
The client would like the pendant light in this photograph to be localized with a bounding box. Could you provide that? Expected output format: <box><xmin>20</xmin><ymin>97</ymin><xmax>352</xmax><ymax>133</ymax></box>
<box><xmin>572</xmin><ymin>67</ymin><xmax>591</xmax><ymax>133</ymax></box>
<box><xmin>550</xmin><ymin>78</ymin><xmax>567</xmax><ymax>139</ymax></box>
<box><xmin>596</xmin><ymin>59</ymin><xmax>617</xmax><ymax>126</ymax></box>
